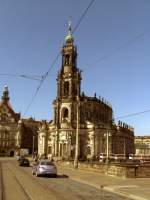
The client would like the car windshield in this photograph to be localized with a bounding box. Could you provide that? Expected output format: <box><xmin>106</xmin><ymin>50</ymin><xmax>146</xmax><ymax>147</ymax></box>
<box><xmin>40</xmin><ymin>162</ymin><xmax>54</xmax><ymax>165</ymax></box>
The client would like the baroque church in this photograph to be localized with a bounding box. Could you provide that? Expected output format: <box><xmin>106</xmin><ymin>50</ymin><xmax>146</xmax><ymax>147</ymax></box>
<box><xmin>38</xmin><ymin>24</ymin><xmax>135</xmax><ymax>161</ymax></box>
<box><xmin>0</xmin><ymin>85</ymin><xmax>39</xmax><ymax>156</ymax></box>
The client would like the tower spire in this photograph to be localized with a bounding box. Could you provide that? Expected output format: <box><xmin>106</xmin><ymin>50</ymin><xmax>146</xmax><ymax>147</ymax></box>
<box><xmin>65</xmin><ymin>21</ymin><xmax>74</xmax><ymax>43</ymax></box>
<box><xmin>68</xmin><ymin>21</ymin><xmax>72</xmax><ymax>35</ymax></box>
<box><xmin>2</xmin><ymin>85</ymin><xmax>9</xmax><ymax>101</ymax></box>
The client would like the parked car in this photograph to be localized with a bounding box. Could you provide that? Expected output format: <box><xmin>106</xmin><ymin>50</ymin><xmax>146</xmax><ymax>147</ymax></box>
<box><xmin>32</xmin><ymin>159</ymin><xmax>57</xmax><ymax>177</ymax></box>
<box><xmin>19</xmin><ymin>158</ymin><xmax>30</xmax><ymax>167</ymax></box>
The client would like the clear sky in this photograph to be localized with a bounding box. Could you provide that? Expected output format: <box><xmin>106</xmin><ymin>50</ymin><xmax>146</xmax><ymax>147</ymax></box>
<box><xmin>0</xmin><ymin>0</ymin><xmax>150</xmax><ymax>136</ymax></box>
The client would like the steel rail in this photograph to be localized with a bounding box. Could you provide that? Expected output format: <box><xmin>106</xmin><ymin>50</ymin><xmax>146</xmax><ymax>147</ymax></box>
<box><xmin>0</xmin><ymin>162</ymin><xmax>5</xmax><ymax>200</ymax></box>
<box><xmin>10</xmin><ymin>162</ymin><xmax>67</xmax><ymax>200</ymax></box>
<box><xmin>13</xmin><ymin>176</ymin><xmax>33</xmax><ymax>200</ymax></box>
<box><xmin>6</xmin><ymin>166</ymin><xmax>33</xmax><ymax>200</ymax></box>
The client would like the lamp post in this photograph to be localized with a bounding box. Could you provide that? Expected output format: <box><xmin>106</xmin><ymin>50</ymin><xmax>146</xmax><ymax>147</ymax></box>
<box><xmin>104</xmin><ymin>131</ymin><xmax>112</xmax><ymax>163</ymax></box>
<box><xmin>74</xmin><ymin>98</ymin><xmax>79</xmax><ymax>168</ymax></box>
<box><xmin>123</xmin><ymin>138</ymin><xmax>126</xmax><ymax>159</ymax></box>
<box><xmin>74</xmin><ymin>71</ymin><xmax>80</xmax><ymax>168</ymax></box>
<box><xmin>32</xmin><ymin>135</ymin><xmax>35</xmax><ymax>159</ymax></box>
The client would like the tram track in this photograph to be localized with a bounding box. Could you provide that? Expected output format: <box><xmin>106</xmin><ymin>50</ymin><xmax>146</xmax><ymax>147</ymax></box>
<box><xmin>2</xmin><ymin>160</ymin><xmax>132</xmax><ymax>200</ymax></box>
<box><xmin>8</xmin><ymin>168</ymin><xmax>33</xmax><ymax>200</ymax></box>
<box><xmin>10</xmin><ymin>161</ymin><xmax>89</xmax><ymax>200</ymax></box>
<box><xmin>0</xmin><ymin>162</ymin><xmax>5</xmax><ymax>200</ymax></box>
<box><xmin>7</xmin><ymin>162</ymin><xmax>66</xmax><ymax>200</ymax></box>
<box><xmin>0</xmin><ymin>161</ymin><xmax>33</xmax><ymax>200</ymax></box>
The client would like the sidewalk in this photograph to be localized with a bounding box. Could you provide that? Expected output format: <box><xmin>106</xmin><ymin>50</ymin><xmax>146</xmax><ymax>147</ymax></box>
<box><xmin>57</xmin><ymin>164</ymin><xmax>150</xmax><ymax>200</ymax></box>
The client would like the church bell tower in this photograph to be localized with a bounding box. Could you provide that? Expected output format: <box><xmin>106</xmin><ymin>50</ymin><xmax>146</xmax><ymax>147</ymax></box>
<box><xmin>57</xmin><ymin>22</ymin><xmax>81</xmax><ymax>99</ymax></box>
<box><xmin>53</xmin><ymin>22</ymin><xmax>82</xmax><ymax>128</ymax></box>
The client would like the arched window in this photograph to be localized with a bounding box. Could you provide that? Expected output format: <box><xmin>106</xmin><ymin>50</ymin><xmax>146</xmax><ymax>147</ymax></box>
<box><xmin>64</xmin><ymin>81</ymin><xmax>69</xmax><ymax>96</ymax></box>
<box><xmin>62</xmin><ymin>108</ymin><xmax>68</xmax><ymax>118</ymax></box>
<box><xmin>64</xmin><ymin>109</ymin><xmax>68</xmax><ymax>118</ymax></box>
<box><xmin>65</xmin><ymin>54</ymin><xmax>70</xmax><ymax>65</ymax></box>
<box><xmin>61</xmin><ymin>107</ymin><xmax>69</xmax><ymax>122</ymax></box>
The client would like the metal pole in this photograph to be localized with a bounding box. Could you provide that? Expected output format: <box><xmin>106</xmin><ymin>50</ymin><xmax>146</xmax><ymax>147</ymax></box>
<box><xmin>74</xmin><ymin>98</ymin><xmax>79</xmax><ymax>168</ymax></box>
<box><xmin>124</xmin><ymin>138</ymin><xmax>126</xmax><ymax>159</ymax></box>
<box><xmin>74</xmin><ymin>71</ymin><xmax>80</xmax><ymax>168</ymax></box>
<box><xmin>106</xmin><ymin>131</ymin><xmax>109</xmax><ymax>162</ymax></box>
<box><xmin>32</xmin><ymin>135</ymin><xmax>35</xmax><ymax>159</ymax></box>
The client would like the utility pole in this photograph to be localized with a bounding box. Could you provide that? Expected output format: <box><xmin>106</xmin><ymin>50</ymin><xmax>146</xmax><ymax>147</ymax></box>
<box><xmin>106</xmin><ymin>131</ymin><xmax>111</xmax><ymax>163</ymax></box>
<box><xmin>106</xmin><ymin>131</ymin><xmax>109</xmax><ymax>163</ymax></box>
<box><xmin>74</xmin><ymin>71</ymin><xmax>80</xmax><ymax>168</ymax></box>
<box><xmin>74</xmin><ymin>97</ymin><xmax>80</xmax><ymax>168</ymax></box>
<box><xmin>32</xmin><ymin>135</ymin><xmax>35</xmax><ymax>159</ymax></box>
<box><xmin>124</xmin><ymin>138</ymin><xmax>126</xmax><ymax>159</ymax></box>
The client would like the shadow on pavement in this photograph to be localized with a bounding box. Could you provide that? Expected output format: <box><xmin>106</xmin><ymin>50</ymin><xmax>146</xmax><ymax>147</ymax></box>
<box><xmin>57</xmin><ymin>174</ymin><xmax>69</xmax><ymax>178</ymax></box>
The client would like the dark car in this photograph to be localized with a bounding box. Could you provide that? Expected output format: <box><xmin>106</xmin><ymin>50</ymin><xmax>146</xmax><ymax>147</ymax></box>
<box><xmin>19</xmin><ymin>158</ymin><xmax>30</xmax><ymax>167</ymax></box>
<box><xmin>32</xmin><ymin>159</ymin><xmax>57</xmax><ymax>177</ymax></box>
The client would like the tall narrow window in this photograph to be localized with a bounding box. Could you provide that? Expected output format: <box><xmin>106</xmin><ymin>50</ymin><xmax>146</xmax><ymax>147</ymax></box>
<box><xmin>61</xmin><ymin>107</ymin><xmax>69</xmax><ymax>123</ymax></box>
<box><xmin>65</xmin><ymin>54</ymin><xmax>70</xmax><ymax>65</ymax></box>
<box><xmin>64</xmin><ymin>81</ymin><xmax>69</xmax><ymax>96</ymax></box>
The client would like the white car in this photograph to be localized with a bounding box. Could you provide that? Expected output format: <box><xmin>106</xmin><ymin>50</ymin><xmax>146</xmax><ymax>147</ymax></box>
<box><xmin>32</xmin><ymin>159</ymin><xmax>57</xmax><ymax>177</ymax></box>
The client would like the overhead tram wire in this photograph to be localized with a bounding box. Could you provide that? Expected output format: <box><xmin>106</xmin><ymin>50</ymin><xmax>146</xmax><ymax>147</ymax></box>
<box><xmin>0</xmin><ymin>73</ymin><xmax>42</xmax><ymax>81</ymax></box>
<box><xmin>82</xmin><ymin>29</ymin><xmax>149</xmax><ymax>72</ymax></box>
<box><xmin>72</xmin><ymin>0</ymin><xmax>96</xmax><ymax>33</ymax></box>
<box><xmin>79</xmin><ymin>29</ymin><xmax>150</xmax><ymax>121</ymax></box>
<box><xmin>115</xmin><ymin>109</ymin><xmax>150</xmax><ymax>120</ymax></box>
<box><xmin>22</xmin><ymin>53</ymin><xmax>60</xmax><ymax>117</ymax></box>
<box><xmin>22</xmin><ymin>0</ymin><xmax>97</xmax><ymax>117</ymax></box>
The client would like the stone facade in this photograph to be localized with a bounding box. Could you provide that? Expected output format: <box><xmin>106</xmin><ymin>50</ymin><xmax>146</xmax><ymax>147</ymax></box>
<box><xmin>38</xmin><ymin>24</ymin><xmax>135</xmax><ymax>161</ymax></box>
<box><xmin>0</xmin><ymin>86</ymin><xmax>20</xmax><ymax>156</ymax></box>
<box><xmin>0</xmin><ymin>86</ymin><xmax>39</xmax><ymax>156</ymax></box>
<box><xmin>17</xmin><ymin>118</ymin><xmax>39</xmax><ymax>154</ymax></box>
<box><xmin>134</xmin><ymin>136</ymin><xmax>150</xmax><ymax>154</ymax></box>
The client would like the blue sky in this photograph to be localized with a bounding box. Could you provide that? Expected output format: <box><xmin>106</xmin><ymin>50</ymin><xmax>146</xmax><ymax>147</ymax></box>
<box><xmin>0</xmin><ymin>0</ymin><xmax>150</xmax><ymax>135</ymax></box>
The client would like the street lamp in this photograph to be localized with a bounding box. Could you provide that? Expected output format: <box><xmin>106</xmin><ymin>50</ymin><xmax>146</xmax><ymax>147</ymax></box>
<box><xmin>123</xmin><ymin>138</ymin><xmax>126</xmax><ymax>159</ymax></box>
<box><xmin>74</xmin><ymin>98</ymin><xmax>79</xmax><ymax>168</ymax></box>
<box><xmin>104</xmin><ymin>131</ymin><xmax>112</xmax><ymax>163</ymax></box>
<box><xmin>32</xmin><ymin>135</ymin><xmax>35</xmax><ymax>159</ymax></box>
<box><xmin>74</xmin><ymin>72</ymin><xmax>80</xmax><ymax>168</ymax></box>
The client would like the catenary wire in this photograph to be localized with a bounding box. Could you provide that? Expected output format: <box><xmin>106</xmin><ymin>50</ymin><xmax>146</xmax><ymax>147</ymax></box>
<box><xmin>0</xmin><ymin>73</ymin><xmax>56</xmax><ymax>81</ymax></box>
<box><xmin>82</xmin><ymin>29</ymin><xmax>149</xmax><ymax>71</ymax></box>
<box><xmin>0</xmin><ymin>73</ymin><xmax>42</xmax><ymax>81</ymax></box>
<box><xmin>72</xmin><ymin>0</ymin><xmax>96</xmax><ymax>33</ymax></box>
<box><xmin>115</xmin><ymin>109</ymin><xmax>150</xmax><ymax>120</ymax></box>
<box><xmin>22</xmin><ymin>53</ymin><xmax>60</xmax><ymax>116</ymax></box>
<box><xmin>23</xmin><ymin>0</ymin><xmax>96</xmax><ymax>116</ymax></box>
<box><xmin>22</xmin><ymin>0</ymin><xmax>149</xmax><ymax>120</ymax></box>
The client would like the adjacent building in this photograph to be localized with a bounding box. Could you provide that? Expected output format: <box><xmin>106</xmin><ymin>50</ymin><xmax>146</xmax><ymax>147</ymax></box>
<box><xmin>0</xmin><ymin>85</ymin><xmax>39</xmax><ymax>156</ymax></box>
<box><xmin>0</xmin><ymin>86</ymin><xmax>20</xmax><ymax>156</ymax></box>
<box><xmin>134</xmin><ymin>136</ymin><xmax>150</xmax><ymax>155</ymax></box>
<box><xmin>38</xmin><ymin>24</ymin><xmax>135</xmax><ymax>161</ymax></box>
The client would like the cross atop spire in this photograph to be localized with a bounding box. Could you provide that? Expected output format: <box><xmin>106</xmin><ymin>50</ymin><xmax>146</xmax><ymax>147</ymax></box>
<box><xmin>65</xmin><ymin>21</ymin><xmax>74</xmax><ymax>43</ymax></box>
<box><xmin>68</xmin><ymin>21</ymin><xmax>72</xmax><ymax>35</ymax></box>
<box><xmin>2</xmin><ymin>85</ymin><xmax>9</xmax><ymax>101</ymax></box>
